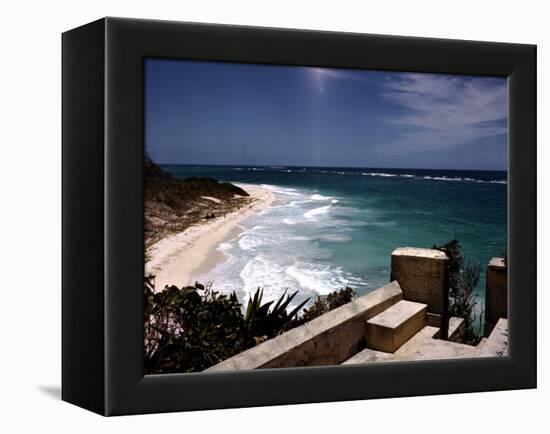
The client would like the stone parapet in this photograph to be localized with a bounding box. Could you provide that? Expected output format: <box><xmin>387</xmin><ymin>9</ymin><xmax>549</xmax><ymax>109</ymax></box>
<box><xmin>390</xmin><ymin>247</ymin><xmax>448</xmax><ymax>314</ymax></box>
<box><xmin>484</xmin><ymin>257</ymin><xmax>508</xmax><ymax>337</ymax></box>
<box><xmin>206</xmin><ymin>281</ymin><xmax>403</xmax><ymax>371</ymax></box>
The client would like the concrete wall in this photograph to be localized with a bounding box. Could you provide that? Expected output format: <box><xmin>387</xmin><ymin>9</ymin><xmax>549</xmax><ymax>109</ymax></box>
<box><xmin>204</xmin><ymin>248</ymin><xmax>503</xmax><ymax>372</ymax></box>
<box><xmin>390</xmin><ymin>247</ymin><xmax>448</xmax><ymax>314</ymax></box>
<box><xmin>484</xmin><ymin>257</ymin><xmax>507</xmax><ymax>337</ymax></box>
<box><xmin>206</xmin><ymin>281</ymin><xmax>403</xmax><ymax>371</ymax></box>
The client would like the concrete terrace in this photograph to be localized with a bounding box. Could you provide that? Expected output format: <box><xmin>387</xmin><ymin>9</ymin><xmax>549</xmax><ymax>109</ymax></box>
<box><xmin>206</xmin><ymin>247</ymin><xmax>508</xmax><ymax>372</ymax></box>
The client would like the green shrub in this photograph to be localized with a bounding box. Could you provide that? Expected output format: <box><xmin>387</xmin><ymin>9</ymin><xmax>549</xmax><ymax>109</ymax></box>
<box><xmin>144</xmin><ymin>279</ymin><xmax>310</xmax><ymax>374</ymax></box>
<box><xmin>432</xmin><ymin>238</ymin><xmax>481</xmax><ymax>344</ymax></box>
<box><xmin>144</xmin><ymin>278</ymin><xmax>247</xmax><ymax>373</ymax></box>
<box><xmin>297</xmin><ymin>287</ymin><xmax>355</xmax><ymax>324</ymax></box>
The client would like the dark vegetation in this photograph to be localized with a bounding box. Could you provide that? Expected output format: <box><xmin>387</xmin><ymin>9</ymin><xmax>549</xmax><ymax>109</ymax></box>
<box><xmin>144</xmin><ymin>277</ymin><xmax>356</xmax><ymax>374</ymax></box>
<box><xmin>432</xmin><ymin>238</ymin><xmax>482</xmax><ymax>344</ymax></box>
<box><xmin>144</xmin><ymin>153</ymin><xmax>175</xmax><ymax>179</ymax></box>
<box><xmin>296</xmin><ymin>287</ymin><xmax>355</xmax><ymax>325</ymax></box>
<box><xmin>145</xmin><ymin>154</ymin><xmax>251</xmax><ymax>247</ymax></box>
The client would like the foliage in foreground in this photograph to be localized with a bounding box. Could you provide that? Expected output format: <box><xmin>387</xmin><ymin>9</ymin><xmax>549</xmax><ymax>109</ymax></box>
<box><xmin>144</xmin><ymin>278</ymin><xmax>243</xmax><ymax>373</ymax></box>
<box><xmin>144</xmin><ymin>278</ymin><xmax>317</xmax><ymax>374</ymax></box>
<box><xmin>432</xmin><ymin>238</ymin><xmax>481</xmax><ymax>344</ymax></box>
<box><xmin>296</xmin><ymin>287</ymin><xmax>355</xmax><ymax>325</ymax></box>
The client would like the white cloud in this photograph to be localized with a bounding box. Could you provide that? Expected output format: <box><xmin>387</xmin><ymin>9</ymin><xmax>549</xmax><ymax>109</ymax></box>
<box><xmin>380</xmin><ymin>73</ymin><xmax>507</xmax><ymax>151</ymax></box>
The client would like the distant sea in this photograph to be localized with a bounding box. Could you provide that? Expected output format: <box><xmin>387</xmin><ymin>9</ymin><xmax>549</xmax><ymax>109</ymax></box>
<box><xmin>160</xmin><ymin>165</ymin><xmax>507</xmax><ymax>314</ymax></box>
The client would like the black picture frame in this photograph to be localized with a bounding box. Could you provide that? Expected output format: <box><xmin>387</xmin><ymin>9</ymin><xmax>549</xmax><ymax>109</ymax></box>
<box><xmin>62</xmin><ymin>17</ymin><xmax>536</xmax><ymax>416</ymax></box>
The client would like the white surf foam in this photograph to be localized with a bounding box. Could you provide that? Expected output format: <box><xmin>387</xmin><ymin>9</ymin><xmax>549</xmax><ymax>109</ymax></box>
<box><xmin>423</xmin><ymin>176</ymin><xmax>461</xmax><ymax>182</ymax></box>
<box><xmin>217</xmin><ymin>242</ymin><xmax>233</xmax><ymax>251</ymax></box>
<box><xmin>311</xmin><ymin>193</ymin><xmax>333</xmax><ymax>201</ymax></box>
<box><xmin>240</xmin><ymin>254</ymin><xmax>293</xmax><ymax>301</ymax></box>
<box><xmin>304</xmin><ymin>205</ymin><xmax>332</xmax><ymax>219</ymax></box>
<box><xmin>285</xmin><ymin>263</ymin><xmax>337</xmax><ymax>295</ymax></box>
<box><xmin>238</xmin><ymin>234</ymin><xmax>266</xmax><ymax>250</ymax></box>
<box><xmin>260</xmin><ymin>184</ymin><xmax>301</xmax><ymax>196</ymax></box>
<box><xmin>284</xmin><ymin>262</ymin><xmax>363</xmax><ymax>295</ymax></box>
<box><xmin>421</xmin><ymin>175</ymin><xmax>507</xmax><ymax>184</ymax></box>
<box><xmin>318</xmin><ymin>234</ymin><xmax>352</xmax><ymax>242</ymax></box>
<box><xmin>361</xmin><ymin>172</ymin><xmax>397</xmax><ymax>177</ymax></box>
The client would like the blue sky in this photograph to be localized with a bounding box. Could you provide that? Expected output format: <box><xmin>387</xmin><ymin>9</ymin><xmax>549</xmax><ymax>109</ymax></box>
<box><xmin>145</xmin><ymin>59</ymin><xmax>507</xmax><ymax>170</ymax></box>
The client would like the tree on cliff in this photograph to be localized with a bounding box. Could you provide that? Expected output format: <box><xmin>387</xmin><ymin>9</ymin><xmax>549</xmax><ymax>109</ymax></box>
<box><xmin>432</xmin><ymin>238</ymin><xmax>481</xmax><ymax>344</ymax></box>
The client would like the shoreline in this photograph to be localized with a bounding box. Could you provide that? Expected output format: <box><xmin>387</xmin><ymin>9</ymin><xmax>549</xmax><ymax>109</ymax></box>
<box><xmin>145</xmin><ymin>183</ymin><xmax>275</xmax><ymax>292</ymax></box>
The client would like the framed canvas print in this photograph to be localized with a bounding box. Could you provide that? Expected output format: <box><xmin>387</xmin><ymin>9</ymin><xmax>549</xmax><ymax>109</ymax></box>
<box><xmin>62</xmin><ymin>17</ymin><xmax>536</xmax><ymax>416</ymax></box>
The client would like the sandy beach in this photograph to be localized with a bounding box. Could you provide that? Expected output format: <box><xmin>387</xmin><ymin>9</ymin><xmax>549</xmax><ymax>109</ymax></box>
<box><xmin>145</xmin><ymin>183</ymin><xmax>275</xmax><ymax>291</ymax></box>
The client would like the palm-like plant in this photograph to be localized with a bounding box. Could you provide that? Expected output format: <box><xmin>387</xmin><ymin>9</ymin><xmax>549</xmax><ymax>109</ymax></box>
<box><xmin>244</xmin><ymin>288</ymin><xmax>309</xmax><ymax>341</ymax></box>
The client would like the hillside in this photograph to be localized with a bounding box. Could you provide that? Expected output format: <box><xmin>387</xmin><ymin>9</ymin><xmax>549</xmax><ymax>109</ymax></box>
<box><xmin>145</xmin><ymin>156</ymin><xmax>251</xmax><ymax>247</ymax></box>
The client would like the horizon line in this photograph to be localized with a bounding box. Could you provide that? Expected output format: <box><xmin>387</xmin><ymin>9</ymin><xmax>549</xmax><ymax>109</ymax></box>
<box><xmin>152</xmin><ymin>162</ymin><xmax>508</xmax><ymax>172</ymax></box>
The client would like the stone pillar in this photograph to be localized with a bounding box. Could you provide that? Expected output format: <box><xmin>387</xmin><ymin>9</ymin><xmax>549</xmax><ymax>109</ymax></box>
<box><xmin>390</xmin><ymin>247</ymin><xmax>448</xmax><ymax>314</ymax></box>
<box><xmin>484</xmin><ymin>257</ymin><xmax>507</xmax><ymax>337</ymax></box>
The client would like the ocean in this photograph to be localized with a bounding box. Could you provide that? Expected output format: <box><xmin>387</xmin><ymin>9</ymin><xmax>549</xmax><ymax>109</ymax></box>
<box><xmin>160</xmin><ymin>165</ymin><xmax>507</xmax><ymax>313</ymax></box>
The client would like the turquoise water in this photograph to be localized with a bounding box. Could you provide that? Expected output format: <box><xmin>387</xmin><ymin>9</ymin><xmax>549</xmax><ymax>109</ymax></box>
<box><xmin>161</xmin><ymin>165</ymin><xmax>507</xmax><ymax>311</ymax></box>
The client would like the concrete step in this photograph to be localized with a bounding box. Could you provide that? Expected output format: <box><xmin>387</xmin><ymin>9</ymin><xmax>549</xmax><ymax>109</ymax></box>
<box><xmin>395</xmin><ymin>325</ymin><xmax>480</xmax><ymax>360</ymax></box>
<box><xmin>432</xmin><ymin>317</ymin><xmax>465</xmax><ymax>342</ymax></box>
<box><xmin>342</xmin><ymin>325</ymin><xmax>483</xmax><ymax>365</ymax></box>
<box><xmin>342</xmin><ymin>347</ymin><xmax>395</xmax><ymax>364</ymax></box>
<box><xmin>477</xmin><ymin>318</ymin><xmax>508</xmax><ymax>356</ymax></box>
<box><xmin>365</xmin><ymin>300</ymin><xmax>427</xmax><ymax>352</ymax></box>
